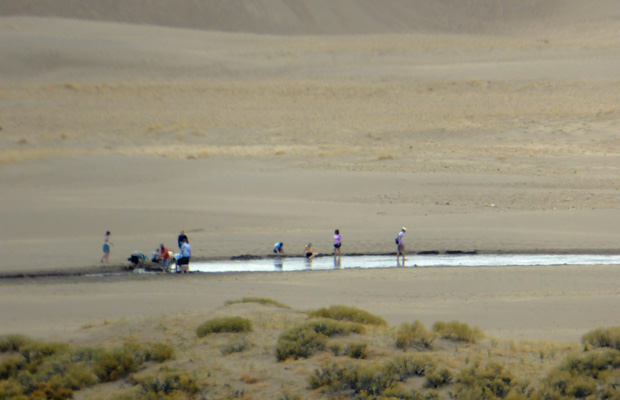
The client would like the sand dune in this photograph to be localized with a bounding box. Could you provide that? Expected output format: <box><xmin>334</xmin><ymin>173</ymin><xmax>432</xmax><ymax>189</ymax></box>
<box><xmin>2</xmin><ymin>0</ymin><xmax>620</xmax><ymax>35</ymax></box>
<box><xmin>1</xmin><ymin>0</ymin><xmax>620</xmax><ymax>359</ymax></box>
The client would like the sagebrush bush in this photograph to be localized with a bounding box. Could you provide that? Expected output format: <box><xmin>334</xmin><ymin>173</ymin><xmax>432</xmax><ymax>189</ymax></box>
<box><xmin>345</xmin><ymin>342</ymin><xmax>368</xmax><ymax>359</ymax></box>
<box><xmin>308</xmin><ymin>305</ymin><xmax>387</xmax><ymax>326</ymax></box>
<box><xmin>309</xmin><ymin>355</ymin><xmax>437</xmax><ymax>397</ymax></box>
<box><xmin>433</xmin><ymin>321</ymin><xmax>484</xmax><ymax>344</ymax></box>
<box><xmin>454</xmin><ymin>362</ymin><xmax>518</xmax><ymax>399</ymax></box>
<box><xmin>275</xmin><ymin>319</ymin><xmax>364</xmax><ymax>361</ymax></box>
<box><xmin>226</xmin><ymin>297</ymin><xmax>290</xmax><ymax>309</ymax></box>
<box><xmin>0</xmin><ymin>334</ymin><xmax>32</xmax><ymax>353</ymax></box>
<box><xmin>220</xmin><ymin>338</ymin><xmax>252</xmax><ymax>356</ymax></box>
<box><xmin>424</xmin><ymin>368</ymin><xmax>453</xmax><ymax>389</ymax></box>
<box><xmin>196</xmin><ymin>316</ymin><xmax>252</xmax><ymax>337</ymax></box>
<box><xmin>384</xmin><ymin>354</ymin><xmax>435</xmax><ymax>381</ymax></box>
<box><xmin>582</xmin><ymin>326</ymin><xmax>620</xmax><ymax>350</ymax></box>
<box><xmin>276</xmin><ymin>326</ymin><xmax>328</xmax><ymax>361</ymax></box>
<box><xmin>0</xmin><ymin>335</ymin><xmax>174</xmax><ymax>399</ymax></box>
<box><xmin>395</xmin><ymin>321</ymin><xmax>436</xmax><ymax>350</ymax></box>
<box><xmin>124</xmin><ymin>372</ymin><xmax>201</xmax><ymax>399</ymax></box>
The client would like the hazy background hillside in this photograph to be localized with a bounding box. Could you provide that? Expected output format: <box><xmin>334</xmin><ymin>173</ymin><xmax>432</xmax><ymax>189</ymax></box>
<box><xmin>2</xmin><ymin>0</ymin><xmax>619</xmax><ymax>35</ymax></box>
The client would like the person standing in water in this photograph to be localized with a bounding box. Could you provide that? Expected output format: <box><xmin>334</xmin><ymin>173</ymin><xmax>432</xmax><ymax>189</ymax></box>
<box><xmin>101</xmin><ymin>231</ymin><xmax>111</xmax><ymax>263</ymax></box>
<box><xmin>396</xmin><ymin>227</ymin><xmax>407</xmax><ymax>266</ymax></box>
<box><xmin>333</xmin><ymin>229</ymin><xmax>342</xmax><ymax>257</ymax></box>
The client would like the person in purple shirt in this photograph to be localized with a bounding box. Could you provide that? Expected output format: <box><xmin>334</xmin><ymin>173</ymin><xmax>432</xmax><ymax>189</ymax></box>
<box><xmin>333</xmin><ymin>229</ymin><xmax>342</xmax><ymax>257</ymax></box>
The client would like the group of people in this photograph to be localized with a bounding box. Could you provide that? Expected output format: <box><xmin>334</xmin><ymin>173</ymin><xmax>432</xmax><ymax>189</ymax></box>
<box><xmin>100</xmin><ymin>230</ymin><xmax>192</xmax><ymax>273</ymax></box>
<box><xmin>103</xmin><ymin>226</ymin><xmax>408</xmax><ymax>272</ymax></box>
<box><xmin>273</xmin><ymin>227</ymin><xmax>407</xmax><ymax>263</ymax></box>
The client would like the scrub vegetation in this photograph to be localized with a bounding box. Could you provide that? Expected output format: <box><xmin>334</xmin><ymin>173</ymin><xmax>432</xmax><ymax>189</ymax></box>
<box><xmin>1</xmin><ymin>299</ymin><xmax>618</xmax><ymax>399</ymax></box>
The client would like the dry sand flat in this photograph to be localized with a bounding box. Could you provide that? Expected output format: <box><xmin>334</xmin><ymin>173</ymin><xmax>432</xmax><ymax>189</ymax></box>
<box><xmin>1</xmin><ymin>0</ymin><xmax>620</xmax><ymax>350</ymax></box>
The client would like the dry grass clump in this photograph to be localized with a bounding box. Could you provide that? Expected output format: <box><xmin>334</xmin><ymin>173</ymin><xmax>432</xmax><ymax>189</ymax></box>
<box><xmin>582</xmin><ymin>326</ymin><xmax>620</xmax><ymax>350</ymax></box>
<box><xmin>433</xmin><ymin>321</ymin><xmax>485</xmax><ymax>344</ymax></box>
<box><xmin>395</xmin><ymin>320</ymin><xmax>436</xmax><ymax>350</ymax></box>
<box><xmin>225</xmin><ymin>297</ymin><xmax>291</xmax><ymax>309</ymax></box>
<box><xmin>307</xmin><ymin>305</ymin><xmax>387</xmax><ymax>326</ymax></box>
<box><xmin>196</xmin><ymin>316</ymin><xmax>252</xmax><ymax>338</ymax></box>
<box><xmin>275</xmin><ymin>318</ymin><xmax>365</xmax><ymax>361</ymax></box>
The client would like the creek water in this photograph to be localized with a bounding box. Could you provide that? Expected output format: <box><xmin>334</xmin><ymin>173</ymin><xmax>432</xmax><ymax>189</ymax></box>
<box><xmin>189</xmin><ymin>253</ymin><xmax>620</xmax><ymax>274</ymax></box>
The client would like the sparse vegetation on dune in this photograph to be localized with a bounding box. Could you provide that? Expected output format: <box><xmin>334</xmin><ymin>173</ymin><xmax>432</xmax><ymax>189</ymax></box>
<box><xmin>1</xmin><ymin>306</ymin><xmax>618</xmax><ymax>399</ymax></box>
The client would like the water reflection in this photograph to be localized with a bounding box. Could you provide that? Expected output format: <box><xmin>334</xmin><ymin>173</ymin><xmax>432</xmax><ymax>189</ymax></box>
<box><xmin>191</xmin><ymin>254</ymin><xmax>620</xmax><ymax>274</ymax></box>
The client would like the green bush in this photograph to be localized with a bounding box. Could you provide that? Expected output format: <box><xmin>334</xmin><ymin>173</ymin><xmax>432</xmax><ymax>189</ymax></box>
<box><xmin>226</xmin><ymin>297</ymin><xmax>290</xmax><ymax>309</ymax></box>
<box><xmin>196</xmin><ymin>316</ymin><xmax>253</xmax><ymax>337</ymax></box>
<box><xmin>275</xmin><ymin>319</ymin><xmax>365</xmax><ymax>362</ymax></box>
<box><xmin>308</xmin><ymin>305</ymin><xmax>387</xmax><ymax>326</ymax></box>
<box><xmin>345</xmin><ymin>342</ymin><xmax>368</xmax><ymax>359</ymax></box>
<box><xmin>432</xmin><ymin>321</ymin><xmax>484</xmax><ymax>344</ymax></box>
<box><xmin>582</xmin><ymin>326</ymin><xmax>620</xmax><ymax>350</ymax></box>
<box><xmin>395</xmin><ymin>321</ymin><xmax>436</xmax><ymax>350</ymax></box>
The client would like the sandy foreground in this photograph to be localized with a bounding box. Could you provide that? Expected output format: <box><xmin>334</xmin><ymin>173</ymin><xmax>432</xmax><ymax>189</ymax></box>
<box><xmin>1</xmin><ymin>1</ymin><xmax>620</xmax><ymax>347</ymax></box>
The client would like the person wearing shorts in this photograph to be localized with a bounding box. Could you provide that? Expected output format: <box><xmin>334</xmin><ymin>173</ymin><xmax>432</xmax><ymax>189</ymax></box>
<box><xmin>333</xmin><ymin>229</ymin><xmax>342</xmax><ymax>257</ymax></box>
<box><xmin>177</xmin><ymin>238</ymin><xmax>191</xmax><ymax>273</ymax></box>
<box><xmin>303</xmin><ymin>243</ymin><xmax>315</xmax><ymax>259</ymax></box>
<box><xmin>101</xmin><ymin>231</ymin><xmax>111</xmax><ymax>263</ymax></box>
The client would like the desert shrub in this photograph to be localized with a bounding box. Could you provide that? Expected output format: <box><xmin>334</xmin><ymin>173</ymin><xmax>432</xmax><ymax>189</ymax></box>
<box><xmin>309</xmin><ymin>362</ymin><xmax>397</xmax><ymax>396</ymax></box>
<box><xmin>276</xmin><ymin>319</ymin><xmax>365</xmax><ymax>362</ymax></box>
<box><xmin>345</xmin><ymin>342</ymin><xmax>368</xmax><ymax>359</ymax></box>
<box><xmin>328</xmin><ymin>342</ymin><xmax>343</xmax><ymax>356</ymax></box>
<box><xmin>19</xmin><ymin>341</ymin><xmax>70</xmax><ymax>370</ymax></box>
<box><xmin>384</xmin><ymin>354</ymin><xmax>436</xmax><ymax>381</ymax></box>
<box><xmin>196</xmin><ymin>316</ymin><xmax>252</xmax><ymax>337</ymax></box>
<box><xmin>220</xmin><ymin>338</ymin><xmax>252</xmax><ymax>356</ymax></box>
<box><xmin>0</xmin><ymin>335</ymin><xmax>33</xmax><ymax>353</ymax></box>
<box><xmin>432</xmin><ymin>321</ymin><xmax>484</xmax><ymax>344</ymax></box>
<box><xmin>0</xmin><ymin>378</ymin><xmax>25</xmax><ymax>399</ymax></box>
<box><xmin>225</xmin><ymin>297</ymin><xmax>290</xmax><ymax>309</ymax></box>
<box><xmin>126</xmin><ymin>372</ymin><xmax>201</xmax><ymax>399</ymax></box>
<box><xmin>93</xmin><ymin>346</ymin><xmax>144</xmax><ymax>382</ymax></box>
<box><xmin>582</xmin><ymin>326</ymin><xmax>620</xmax><ymax>350</ymax></box>
<box><xmin>143</xmin><ymin>342</ymin><xmax>175</xmax><ymax>362</ymax></box>
<box><xmin>276</xmin><ymin>325</ymin><xmax>328</xmax><ymax>361</ymax></box>
<box><xmin>0</xmin><ymin>354</ymin><xmax>26</xmax><ymax>379</ymax></box>
<box><xmin>454</xmin><ymin>362</ymin><xmax>518</xmax><ymax>399</ymax></box>
<box><xmin>304</xmin><ymin>318</ymin><xmax>365</xmax><ymax>336</ymax></box>
<box><xmin>308</xmin><ymin>305</ymin><xmax>387</xmax><ymax>326</ymax></box>
<box><xmin>424</xmin><ymin>368</ymin><xmax>453</xmax><ymax>389</ymax></box>
<box><xmin>560</xmin><ymin>349</ymin><xmax>620</xmax><ymax>379</ymax></box>
<box><xmin>395</xmin><ymin>321</ymin><xmax>436</xmax><ymax>350</ymax></box>
<box><xmin>310</xmin><ymin>355</ymin><xmax>439</xmax><ymax>398</ymax></box>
